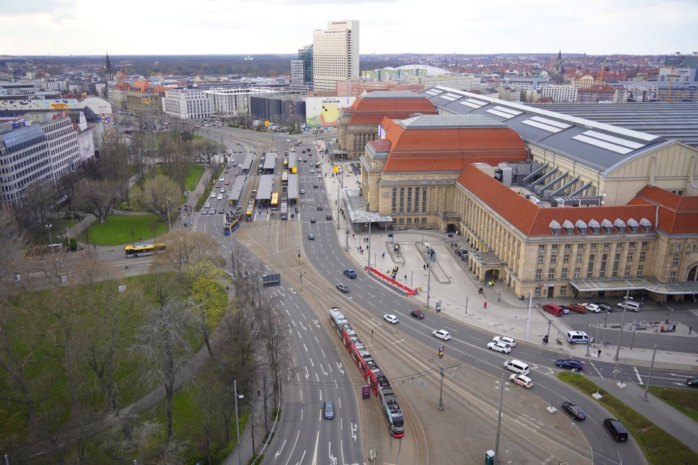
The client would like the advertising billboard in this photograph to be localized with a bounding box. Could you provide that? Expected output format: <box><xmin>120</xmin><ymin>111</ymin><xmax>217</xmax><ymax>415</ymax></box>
<box><xmin>305</xmin><ymin>96</ymin><xmax>356</xmax><ymax>128</ymax></box>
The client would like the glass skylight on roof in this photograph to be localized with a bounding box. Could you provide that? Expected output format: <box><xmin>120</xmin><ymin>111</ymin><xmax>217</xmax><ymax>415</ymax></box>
<box><xmin>521</xmin><ymin>119</ymin><xmax>564</xmax><ymax>133</ymax></box>
<box><xmin>466</xmin><ymin>98</ymin><xmax>487</xmax><ymax>107</ymax></box>
<box><xmin>440</xmin><ymin>94</ymin><xmax>458</xmax><ymax>102</ymax></box>
<box><xmin>572</xmin><ymin>135</ymin><xmax>633</xmax><ymax>155</ymax></box>
<box><xmin>581</xmin><ymin>130</ymin><xmax>645</xmax><ymax>150</ymax></box>
<box><xmin>487</xmin><ymin>109</ymin><xmax>518</xmax><ymax>119</ymax></box>
<box><xmin>460</xmin><ymin>101</ymin><xmax>482</xmax><ymax>109</ymax></box>
<box><xmin>530</xmin><ymin>116</ymin><xmax>571</xmax><ymax>130</ymax></box>
<box><xmin>425</xmin><ymin>89</ymin><xmax>442</xmax><ymax>96</ymax></box>
<box><xmin>493</xmin><ymin>106</ymin><xmax>523</xmax><ymax>117</ymax></box>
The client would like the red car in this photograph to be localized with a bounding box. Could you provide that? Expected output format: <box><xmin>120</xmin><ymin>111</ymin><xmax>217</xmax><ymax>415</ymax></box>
<box><xmin>542</xmin><ymin>304</ymin><xmax>564</xmax><ymax>317</ymax></box>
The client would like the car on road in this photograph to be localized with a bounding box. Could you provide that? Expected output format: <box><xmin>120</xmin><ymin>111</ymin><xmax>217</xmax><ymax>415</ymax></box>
<box><xmin>432</xmin><ymin>329</ymin><xmax>451</xmax><ymax>341</ymax></box>
<box><xmin>487</xmin><ymin>342</ymin><xmax>511</xmax><ymax>354</ymax></box>
<box><xmin>210</xmin><ymin>192</ymin><xmax>216</xmax><ymax>198</ymax></box>
<box><xmin>384</xmin><ymin>314</ymin><xmax>399</xmax><ymax>324</ymax></box>
<box><xmin>216</xmin><ymin>182</ymin><xmax>221</xmax><ymax>188</ymax></box>
<box><xmin>603</xmin><ymin>418</ymin><xmax>628</xmax><ymax>442</ymax></box>
<box><xmin>220</xmin><ymin>188</ymin><xmax>225</xmax><ymax>193</ymax></box>
<box><xmin>509</xmin><ymin>373</ymin><xmax>533</xmax><ymax>389</ymax></box>
<box><xmin>493</xmin><ymin>336</ymin><xmax>516</xmax><ymax>347</ymax></box>
<box><xmin>584</xmin><ymin>303</ymin><xmax>601</xmax><ymax>313</ymax></box>
<box><xmin>343</xmin><ymin>269</ymin><xmax>357</xmax><ymax>278</ymax></box>
<box><xmin>317</xmin><ymin>205</ymin><xmax>323</xmax><ymax>210</ymax></box>
<box><xmin>217</xmin><ymin>207</ymin><xmax>225</xmax><ymax>214</ymax></box>
<box><xmin>209</xmin><ymin>208</ymin><xmax>217</xmax><ymax>215</ymax></box>
<box><xmin>323</xmin><ymin>401</ymin><xmax>334</xmax><ymax>420</ymax></box>
<box><xmin>310</xmin><ymin>217</ymin><xmax>316</xmax><ymax>223</ymax></box>
<box><xmin>200</xmin><ymin>209</ymin><xmax>207</xmax><ymax>215</ymax></box>
<box><xmin>219</xmin><ymin>176</ymin><xmax>225</xmax><ymax>182</ymax></box>
<box><xmin>225</xmin><ymin>180</ymin><xmax>230</xmax><ymax>185</ymax></box>
<box><xmin>217</xmin><ymin>194</ymin><xmax>223</xmax><ymax>200</ymax></box>
<box><xmin>307</xmin><ymin>233</ymin><xmax>314</xmax><ymax>241</ymax></box>
<box><xmin>313</xmin><ymin>183</ymin><xmax>319</xmax><ymax>188</ymax></box>
<box><xmin>556</xmin><ymin>359</ymin><xmax>584</xmax><ymax>371</ymax></box>
<box><xmin>300</xmin><ymin>189</ymin><xmax>305</xmax><ymax>194</ymax></box>
<box><xmin>326</xmin><ymin>213</ymin><xmax>332</xmax><ymax>220</ymax></box>
<box><xmin>336</xmin><ymin>283</ymin><xmax>350</xmax><ymax>293</ymax></box>
<box><xmin>411</xmin><ymin>309</ymin><xmax>425</xmax><ymax>320</ymax></box>
<box><xmin>686</xmin><ymin>377</ymin><xmax>698</xmax><ymax>387</ymax></box>
<box><xmin>204</xmin><ymin>202</ymin><xmax>211</xmax><ymax>208</ymax></box>
<box><xmin>310</xmin><ymin>169</ymin><xmax>315</xmax><ymax>173</ymax></box>
<box><xmin>561</xmin><ymin>402</ymin><xmax>586</xmax><ymax>421</ymax></box>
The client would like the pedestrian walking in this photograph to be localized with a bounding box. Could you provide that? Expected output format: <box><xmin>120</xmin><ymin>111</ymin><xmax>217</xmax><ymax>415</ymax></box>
<box><xmin>597</xmin><ymin>349</ymin><xmax>602</xmax><ymax>358</ymax></box>
<box><xmin>543</xmin><ymin>335</ymin><xmax>548</xmax><ymax>346</ymax></box>
<box><xmin>483</xmin><ymin>301</ymin><xmax>487</xmax><ymax>309</ymax></box>
<box><xmin>690</xmin><ymin>326</ymin><xmax>693</xmax><ymax>334</ymax></box>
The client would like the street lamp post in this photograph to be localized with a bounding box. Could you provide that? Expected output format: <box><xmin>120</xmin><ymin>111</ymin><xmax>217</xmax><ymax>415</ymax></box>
<box><xmin>614</xmin><ymin>289</ymin><xmax>630</xmax><ymax>361</ymax></box>
<box><xmin>165</xmin><ymin>194</ymin><xmax>172</xmax><ymax>232</ymax></box>
<box><xmin>645</xmin><ymin>345</ymin><xmax>658</xmax><ymax>401</ymax></box>
<box><xmin>46</xmin><ymin>224</ymin><xmax>53</xmax><ymax>248</ymax></box>
<box><xmin>234</xmin><ymin>380</ymin><xmax>244</xmax><ymax>465</ymax></box>
<box><xmin>494</xmin><ymin>374</ymin><xmax>509</xmax><ymax>465</ymax></box>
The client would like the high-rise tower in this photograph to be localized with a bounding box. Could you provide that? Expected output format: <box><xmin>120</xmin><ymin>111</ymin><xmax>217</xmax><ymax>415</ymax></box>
<box><xmin>312</xmin><ymin>20</ymin><xmax>359</xmax><ymax>93</ymax></box>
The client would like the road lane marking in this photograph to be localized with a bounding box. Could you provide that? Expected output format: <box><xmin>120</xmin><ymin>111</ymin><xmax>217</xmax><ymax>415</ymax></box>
<box><xmin>633</xmin><ymin>367</ymin><xmax>643</xmax><ymax>383</ymax></box>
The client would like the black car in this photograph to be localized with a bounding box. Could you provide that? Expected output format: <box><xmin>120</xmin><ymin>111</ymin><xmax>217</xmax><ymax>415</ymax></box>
<box><xmin>687</xmin><ymin>378</ymin><xmax>698</xmax><ymax>387</ymax></box>
<box><xmin>603</xmin><ymin>418</ymin><xmax>629</xmax><ymax>442</ymax></box>
<box><xmin>561</xmin><ymin>402</ymin><xmax>586</xmax><ymax>421</ymax></box>
<box><xmin>555</xmin><ymin>359</ymin><xmax>584</xmax><ymax>371</ymax></box>
<box><xmin>317</xmin><ymin>205</ymin><xmax>323</xmax><ymax>211</ymax></box>
<box><xmin>595</xmin><ymin>302</ymin><xmax>614</xmax><ymax>312</ymax></box>
<box><xmin>410</xmin><ymin>309</ymin><xmax>425</xmax><ymax>320</ymax></box>
<box><xmin>310</xmin><ymin>217</ymin><xmax>316</xmax><ymax>223</ymax></box>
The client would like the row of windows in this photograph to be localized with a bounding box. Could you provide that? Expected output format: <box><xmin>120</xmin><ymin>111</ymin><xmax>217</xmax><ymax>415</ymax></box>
<box><xmin>396</xmin><ymin>217</ymin><xmax>428</xmax><ymax>225</ymax></box>
<box><xmin>535</xmin><ymin>264</ymin><xmax>647</xmax><ymax>281</ymax></box>
<box><xmin>538</xmin><ymin>242</ymin><xmax>650</xmax><ymax>252</ymax></box>
<box><xmin>392</xmin><ymin>187</ymin><xmax>428</xmax><ymax>214</ymax></box>
<box><xmin>1</xmin><ymin>136</ymin><xmax>47</xmax><ymax>156</ymax></box>
<box><xmin>538</xmin><ymin>250</ymin><xmax>650</xmax><ymax>264</ymax></box>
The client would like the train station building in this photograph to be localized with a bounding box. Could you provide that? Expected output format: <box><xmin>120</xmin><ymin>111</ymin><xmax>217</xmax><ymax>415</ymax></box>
<box><xmin>349</xmin><ymin>87</ymin><xmax>698</xmax><ymax>302</ymax></box>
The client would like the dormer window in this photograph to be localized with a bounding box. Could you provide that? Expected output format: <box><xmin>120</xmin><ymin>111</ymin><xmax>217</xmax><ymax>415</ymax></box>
<box><xmin>589</xmin><ymin>219</ymin><xmax>600</xmax><ymax>235</ymax></box>
<box><xmin>575</xmin><ymin>219</ymin><xmax>587</xmax><ymax>235</ymax></box>
<box><xmin>627</xmin><ymin>218</ymin><xmax>639</xmax><ymax>233</ymax></box>
<box><xmin>601</xmin><ymin>219</ymin><xmax>613</xmax><ymax>234</ymax></box>
<box><xmin>614</xmin><ymin>218</ymin><xmax>626</xmax><ymax>234</ymax></box>
<box><xmin>562</xmin><ymin>220</ymin><xmax>574</xmax><ymax>235</ymax></box>
<box><xmin>640</xmin><ymin>218</ymin><xmax>652</xmax><ymax>232</ymax></box>
<box><xmin>549</xmin><ymin>220</ymin><xmax>561</xmax><ymax>236</ymax></box>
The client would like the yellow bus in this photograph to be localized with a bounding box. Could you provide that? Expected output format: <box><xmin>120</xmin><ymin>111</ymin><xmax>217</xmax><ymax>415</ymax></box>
<box><xmin>124</xmin><ymin>242</ymin><xmax>167</xmax><ymax>257</ymax></box>
<box><xmin>271</xmin><ymin>192</ymin><xmax>278</xmax><ymax>207</ymax></box>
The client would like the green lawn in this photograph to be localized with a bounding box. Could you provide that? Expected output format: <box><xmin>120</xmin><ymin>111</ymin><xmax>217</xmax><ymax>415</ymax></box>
<box><xmin>648</xmin><ymin>385</ymin><xmax>698</xmax><ymax>422</ymax></box>
<box><xmin>87</xmin><ymin>214</ymin><xmax>170</xmax><ymax>246</ymax></box>
<box><xmin>186</xmin><ymin>165</ymin><xmax>205</xmax><ymax>192</ymax></box>
<box><xmin>558</xmin><ymin>372</ymin><xmax>698</xmax><ymax>465</ymax></box>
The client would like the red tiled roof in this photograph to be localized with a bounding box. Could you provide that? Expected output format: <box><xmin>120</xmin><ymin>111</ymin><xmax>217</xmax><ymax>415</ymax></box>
<box><xmin>457</xmin><ymin>164</ymin><xmax>658</xmax><ymax>237</ymax></box>
<box><xmin>368</xmin><ymin>139</ymin><xmax>391</xmax><ymax>152</ymax></box>
<box><xmin>347</xmin><ymin>97</ymin><xmax>437</xmax><ymax>126</ymax></box>
<box><xmin>114</xmin><ymin>81</ymin><xmax>130</xmax><ymax>90</ymax></box>
<box><xmin>629</xmin><ymin>186</ymin><xmax>698</xmax><ymax>234</ymax></box>
<box><xmin>129</xmin><ymin>80</ymin><xmax>153</xmax><ymax>92</ymax></box>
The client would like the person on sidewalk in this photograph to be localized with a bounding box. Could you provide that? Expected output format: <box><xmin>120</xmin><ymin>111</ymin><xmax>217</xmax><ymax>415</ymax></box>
<box><xmin>597</xmin><ymin>349</ymin><xmax>602</xmax><ymax>358</ymax></box>
<box><xmin>483</xmin><ymin>301</ymin><xmax>487</xmax><ymax>309</ymax></box>
<box><xmin>543</xmin><ymin>335</ymin><xmax>548</xmax><ymax>346</ymax></box>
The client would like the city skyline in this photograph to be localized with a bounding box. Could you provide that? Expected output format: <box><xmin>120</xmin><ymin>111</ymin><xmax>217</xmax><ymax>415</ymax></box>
<box><xmin>1</xmin><ymin>0</ymin><xmax>696</xmax><ymax>57</ymax></box>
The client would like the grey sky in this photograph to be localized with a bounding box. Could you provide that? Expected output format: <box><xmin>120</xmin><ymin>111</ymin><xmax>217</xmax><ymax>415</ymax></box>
<box><xmin>0</xmin><ymin>0</ymin><xmax>696</xmax><ymax>56</ymax></box>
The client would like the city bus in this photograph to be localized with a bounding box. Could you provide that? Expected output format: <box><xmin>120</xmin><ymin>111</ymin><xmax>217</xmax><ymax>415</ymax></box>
<box><xmin>224</xmin><ymin>214</ymin><xmax>241</xmax><ymax>235</ymax></box>
<box><xmin>271</xmin><ymin>192</ymin><xmax>278</xmax><ymax>208</ymax></box>
<box><xmin>246</xmin><ymin>189</ymin><xmax>257</xmax><ymax>221</ymax></box>
<box><xmin>280</xmin><ymin>201</ymin><xmax>288</xmax><ymax>220</ymax></box>
<box><xmin>124</xmin><ymin>242</ymin><xmax>167</xmax><ymax>257</ymax></box>
<box><xmin>281</xmin><ymin>170</ymin><xmax>288</xmax><ymax>185</ymax></box>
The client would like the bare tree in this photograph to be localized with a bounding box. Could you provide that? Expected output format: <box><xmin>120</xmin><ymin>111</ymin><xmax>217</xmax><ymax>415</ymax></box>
<box><xmin>139</xmin><ymin>175</ymin><xmax>180</xmax><ymax>223</ymax></box>
<box><xmin>193</xmin><ymin>139</ymin><xmax>219</xmax><ymax>165</ymax></box>
<box><xmin>73</xmin><ymin>178</ymin><xmax>121</xmax><ymax>224</ymax></box>
<box><xmin>133</xmin><ymin>299</ymin><xmax>197</xmax><ymax>442</ymax></box>
<box><xmin>0</xmin><ymin>205</ymin><xmax>27</xmax><ymax>294</ymax></box>
<box><xmin>255</xmin><ymin>295</ymin><xmax>291</xmax><ymax>412</ymax></box>
<box><xmin>151</xmin><ymin>230</ymin><xmax>225</xmax><ymax>273</ymax></box>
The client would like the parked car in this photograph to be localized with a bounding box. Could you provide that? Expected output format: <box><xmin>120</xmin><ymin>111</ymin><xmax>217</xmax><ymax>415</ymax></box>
<box><xmin>432</xmin><ymin>330</ymin><xmax>451</xmax><ymax>341</ymax></box>
<box><xmin>410</xmin><ymin>309</ymin><xmax>425</xmax><ymax>320</ymax></box>
<box><xmin>617</xmin><ymin>301</ymin><xmax>641</xmax><ymax>311</ymax></box>
<box><xmin>487</xmin><ymin>342</ymin><xmax>512</xmax><ymax>354</ymax></box>
<box><xmin>567</xmin><ymin>303</ymin><xmax>586</xmax><ymax>314</ymax></box>
<box><xmin>585</xmin><ymin>303</ymin><xmax>601</xmax><ymax>313</ymax></box>
<box><xmin>493</xmin><ymin>336</ymin><xmax>516</xmax><ymax>347</ymax></box>
<box><xmin>509</xmin><ymin>373</ymin><xmax>533</xmax><ymax>389</ymax></box>
<box><xmin>559</xmin><ymin>306</ymin><xmax>571</xmax><ymax>314</ymax></box>
<box><xmin>561</xmin><ymin>402</ymin><xmax>586</xmax><ymax>421</ymax></box>
<box><xmin>542</xmin><ymin>304</ymin><xmax>564</xmax><ymax>317</ymax></box>
<box><xmin>343</xmin><ymin>269</ymin><xmax>357</xmax><ymax>279</ymax></box>
<box><xmin>556</xmin><ymin>359</ymin><xmax>584</xmax><ymax>371</ymax></box>
<box><xmin>336</xmin><ymin>283</ymin><xmax>350</xmax><ymax>293</ymax></box>
<box><xmin>603</xmin><ymin>418</ymin><xmax>629</xmax><ymax>442</ymax></box>
<box><xmin>595</xmin><ymin>302</ymin><xmax>613</xmax><ymax>312</ymax></box>
<box><xmin>383</xmin><ymin>314</ymin><xmax>399</xmax><ymax>324</ymax></box>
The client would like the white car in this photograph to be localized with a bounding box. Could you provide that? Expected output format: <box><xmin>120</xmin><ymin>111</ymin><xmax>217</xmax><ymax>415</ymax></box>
<box><xmin>383</xmin><ymin>314</ymin><xmax>399</xmax><ymax>324</ymax></box>
<box><xmin>217</xmin><ymin>194</ymin><xmax>223</xmax><ymax>200</ymax></box>
<box><xmin>509</xmin><ymin>374</ymin><xmax>533</xmax><ymax>389</ymax></box>
<box><xmin>432</xmin><ymin>330</ymin><xmax>451</xmax><ymax>341</ymax></box>
<box><xmin>493</xmin><ymin>336</ymin><xmax>516</xmax><ymax>347</ymax></box>
<box><xmin>487</xmin><ymin>342</ymin><xmax>512</xmax><ymax>354</ymax></box>
<box><xmin>584</xmin><ymin>303</ymin><xmax>601</xmax><ymax>313</ymax></box>
<box><xmin>219</xmin><ymin>176</ymin><xmax>225</xmax><ymax>181</ymax></box>
<box><xmin>210</xmin><ymin>192</ymin><xmax>216</xmax><ymax>198</ymax></box>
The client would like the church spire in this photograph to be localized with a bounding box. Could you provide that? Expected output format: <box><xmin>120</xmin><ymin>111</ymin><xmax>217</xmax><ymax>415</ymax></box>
<box><xmin>104</xmin><ymin>51</ymin><xmax>113</xmax><ymax>99</ymax></box>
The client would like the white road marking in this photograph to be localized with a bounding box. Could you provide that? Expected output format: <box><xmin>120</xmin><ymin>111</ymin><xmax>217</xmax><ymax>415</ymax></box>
<box><xmin>634</xmin><ymin>367</ymin><xmax>643</xmax><ymax>384</ymax></box>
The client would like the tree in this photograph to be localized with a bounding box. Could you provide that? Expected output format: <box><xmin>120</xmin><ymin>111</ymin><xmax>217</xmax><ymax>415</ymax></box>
<box><xmin>255</xmin><ymin>295</ymin><xmax>290</xmax><ymax>413</ymax></box>
<box><xmin>151</xmin><ymin>230</ymin><xmax>225</xmax><ymax>273</ymax></box>
<box><xmin>133</xmin><ymin>299</ymin><xmax>196</xmax><ymax>442</ymax></box>
<box><xmin>186</xmin><ymin>260</ymin><xmax>227</xmax><ymax>359</ymax></box>
<box><xmin>193</xmin><ymin>139</ymin><xmax>219</xmax><ymax>165</ymax></box>
<box><xmin>139</xmin><ymin>175</ymin><xmax>180</xmax><ymax>223</ymax></box>
<box><xmin>73</xmin><ymin>178</ymin><xmax>121</xmax><ymax>224</ymax></box>
<box><xmin>0</xmin><ymin>205</ymin><xmax>27</xmax><ymax>294</ymax></box>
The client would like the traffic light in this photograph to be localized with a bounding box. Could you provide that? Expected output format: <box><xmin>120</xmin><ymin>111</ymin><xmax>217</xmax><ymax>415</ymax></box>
<box><xmin>439</xmin><ymin>345</ymin><xmax>444</xmax><ymax>359</ymax></box>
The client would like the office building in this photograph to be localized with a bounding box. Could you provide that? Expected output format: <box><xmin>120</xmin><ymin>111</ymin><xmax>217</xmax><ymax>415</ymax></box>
<box><xmin>298</xmin><ymin>45</ymin><xmax>314</xmax><ymax>87</ymax></box>
<box><xmin>163</xmin><ymin>88</ymin><xmax>212</xmax><ymax>120</ymax></box>
<box><xmin>313</xmin><ymin>20</ymin><xmax>359</xmax><ymax>92</ymax></box>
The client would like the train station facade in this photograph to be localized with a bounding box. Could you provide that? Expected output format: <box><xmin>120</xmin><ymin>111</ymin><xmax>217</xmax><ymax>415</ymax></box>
<box><xmin>354</xmin><ymin>88</ymin><xmax>698</xmax><ymax>302</ymax></box>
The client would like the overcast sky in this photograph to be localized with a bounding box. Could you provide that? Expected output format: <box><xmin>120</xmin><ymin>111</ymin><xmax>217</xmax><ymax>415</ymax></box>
<box><xmin>1</xmin><ymin>0</ymin><xmax>696</xmax><ymax>56</ymax></box>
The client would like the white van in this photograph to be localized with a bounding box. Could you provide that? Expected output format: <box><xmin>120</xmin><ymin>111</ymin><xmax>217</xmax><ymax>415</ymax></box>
<box><xmin>503</xmin><ymin>359</ymin><xmax>529</xmax><ymax>375</ymax></box>
<box><xmin>566</xmin><ymin>331</ymin><xmax>590</xmax><ymax>344</ymax></box>
<box><xmin>617</xmin><ymin>301</ymin><xmax>640</xmax><ymax>311</ymax></box>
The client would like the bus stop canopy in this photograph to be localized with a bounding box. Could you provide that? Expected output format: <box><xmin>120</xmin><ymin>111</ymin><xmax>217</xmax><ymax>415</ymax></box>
<box><xmin>257</xmin><ymin>175</ymin><xmax>274</xmax><ymax>201</ymax></box>
<box><xmin>228</xmin><ymin>177</ymin><xmax>246</xmax><ymax>204</ymax></box>
<box><xmin>264</xmin><ymin>152</ymin><xmax>278</xmax><ymax>171</ymax></box>
<box><xmin>240</xmin><ymin>154</ymin><xmax>254</xmax><ymax>173</ymax></box>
